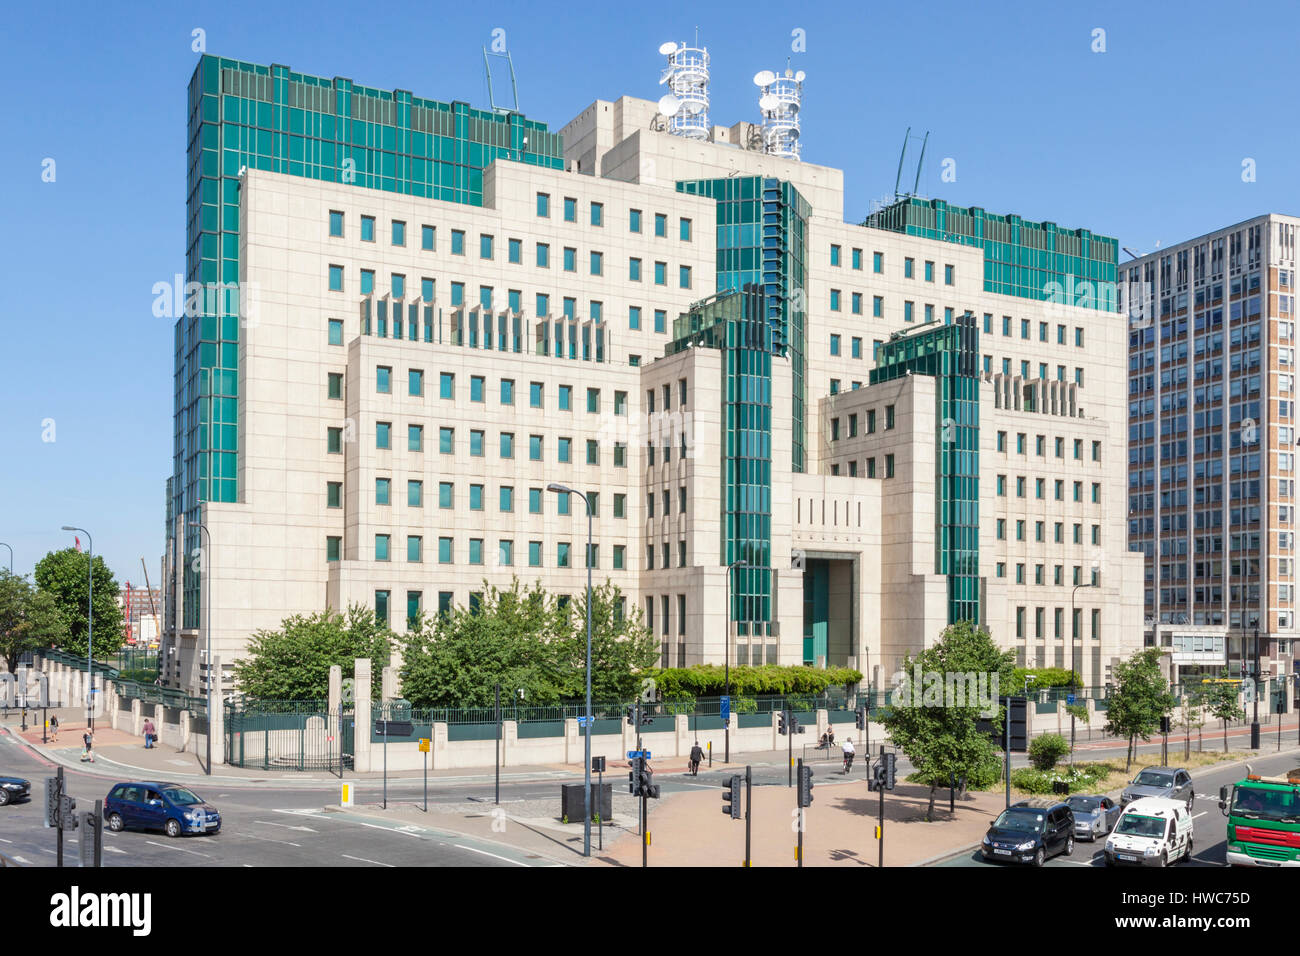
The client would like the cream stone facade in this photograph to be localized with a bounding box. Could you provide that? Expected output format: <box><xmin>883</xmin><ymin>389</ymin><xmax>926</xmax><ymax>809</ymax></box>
<box><xmin>165</xmin><ymin>90</ymin><xmax>1143</xmax><ymax>697</ymax></box>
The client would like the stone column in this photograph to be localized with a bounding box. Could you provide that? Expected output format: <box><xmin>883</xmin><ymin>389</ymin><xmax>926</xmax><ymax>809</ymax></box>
<box><xmin>130</xmin><ymin>698</ymin><xmax>142</xmax><ymax>737</ymax></box>
<box><xmin>354</xmin><ymin>659</ymin><xmax>372</xmax><ymax>773</ymax></box>
<box><xmin>381</xmin><ymin>666</ymin><xmax>397</xmax><ymax>703</ymax></box>
<box><xmin>675</xmin><ymin>714</ymin><xmax>689</xmax><ymax>757</ymax></box>
<box><xmin>431</xmin><ymin>721</ymin><xmax>448</xmax><ymax>771</ymax></box>
<box><xmin>564</xmin><ymin>717</ymin><xmax>580</xmax><ymax>764</ymax></box>
<box><xmin>327</xmin><ymin>665</ymin><xmax>342</xmax><ymax>756</ymax></box>
<box><xmin>816</xmin><ymin>708</ymin><xmax>830</xmax><ymax>742</ymax></box>
<box><xmin>502</xmin><ymin>720</ymin><xmax>518</xmax><ymax>768</ymax></box>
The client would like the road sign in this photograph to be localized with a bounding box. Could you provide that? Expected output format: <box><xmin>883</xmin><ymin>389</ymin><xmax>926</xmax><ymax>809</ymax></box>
<box><xmin>592</xmin><ymin>755</ymin><xmax>606</xmax><ymax>773</ymax></box>
<box><xmin>576</xmin><ymin>715</ymin><xmax>593</xmax><ymax>727</ymax></box>
<box><xmin>720</xmin><ymin>695</ymin><xmax>731</xmax><ymax>722</ymax></box>
<box><xmin>374</xmin><ymin>720</ymin><xmax>414</xmax><ymax>736</ymax></box>
<box><xmin>418</xmin><ymin>738</ymin><xmax>430</xmax><ymax>753</ymax></box>
<box><xmin>1067</xmin><ymin>695</ymin><xmax>1076</xmax><ymax>706</ymax></box>
<box><xmin>627</xmin><ymin>750</ymin><xmax>652</xmax><ymax>759</ymax></box>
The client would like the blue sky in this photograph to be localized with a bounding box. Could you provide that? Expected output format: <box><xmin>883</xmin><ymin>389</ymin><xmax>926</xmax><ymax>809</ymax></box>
<box><xmin>1</xmin><ymin>0</ymin><xmax>1297</xmax><ymax>585</ymax></box>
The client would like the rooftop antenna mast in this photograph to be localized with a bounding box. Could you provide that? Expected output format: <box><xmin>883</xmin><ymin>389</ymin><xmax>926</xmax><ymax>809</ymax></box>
<box><xmin>482</xmin><ymin>46</ymin><xmax>520</xmax><ymax>114</ymax></box>
<box><xmin>893</xmin><ymin>127</ymin><xmax>910</xmax><ymax>199</ymax></box>
<box><xmin>912</xmin><ymin>131</ymin><xmax>929</xmax><ymax>196</ymax></box>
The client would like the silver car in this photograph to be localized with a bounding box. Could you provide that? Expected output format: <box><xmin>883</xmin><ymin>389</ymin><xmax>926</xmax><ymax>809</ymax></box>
<box><xmin>1067</xmin><ymin>794</ymin><xmax>1121</xmax><ymax>840</ymax></box>
<box><xmin>1120</xmin><ymin>767</ymin><xmax>1194</xmax><ymax>811</ymax></box>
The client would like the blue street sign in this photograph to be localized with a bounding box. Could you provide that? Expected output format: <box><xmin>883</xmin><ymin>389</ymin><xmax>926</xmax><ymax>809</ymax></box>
<box><xmin>719</xmin><ymin>695</ymin><xmax>730</xmax><ymax>722</ymax></box>
<box><xmin>1067</xmin><ymin>695</ymin><xmax>1076</xmax><ymax>706</ymax></box>
<box><xmin>627</xmin><ymin>750</ymin><xmax>652</xmax><ymax>759</ymax></box>
<box><xmin>577</xmin><ymin>716</ymin><xmax>593</xmax><ymax>727</ymax></box>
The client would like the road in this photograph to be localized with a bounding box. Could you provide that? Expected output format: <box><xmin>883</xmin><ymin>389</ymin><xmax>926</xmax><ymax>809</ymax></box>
<box><xmin>933</xmin><ymin>750</ymin><xmax>1300</xmax><ymax>868</ymax></box>
<box><xmin>0</xmin><ymin>736</ymin><xmax>561</xmax><ymax>867</ymax></box>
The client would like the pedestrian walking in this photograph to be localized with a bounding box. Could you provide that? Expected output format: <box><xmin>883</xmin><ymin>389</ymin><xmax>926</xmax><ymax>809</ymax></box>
<box><xmin>81</xmin><ymin>730</ymin><xmax>94</xmax><ymax>763</ymax></box>
<box><xmin>142</xmin><ymin>717</ymin><xmax>156</xmax><ymax>749</ymax></box>
<box><xmin>49</xmin><ymin>714</ymin><xmax>59</xmax><ymax>741</ymax></box>
<box><xmin>689</xmin><ymin>741</ymin><xmax>704</xmax><ymax>776</ymax></box>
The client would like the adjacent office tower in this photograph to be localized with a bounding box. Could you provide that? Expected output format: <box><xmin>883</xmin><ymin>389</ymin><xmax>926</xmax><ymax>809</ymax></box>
<box><xmin>1123</xmin><ymin>214</ymin><xmax>1300</xmax><ymax>695</ymax></box>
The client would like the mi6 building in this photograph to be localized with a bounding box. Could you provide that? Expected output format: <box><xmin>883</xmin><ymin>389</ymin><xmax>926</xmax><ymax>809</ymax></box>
<box><xmin>163</xmin><ymin>51</ymin><xmax>1142</xmax><ymax>698</ymax></box>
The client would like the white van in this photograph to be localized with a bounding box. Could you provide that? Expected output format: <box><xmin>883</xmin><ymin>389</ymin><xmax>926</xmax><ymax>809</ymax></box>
<box><xmin>1103</xmin><ymin>797</ymin><xmax>1194</xmax><ymax>867</ymax></box>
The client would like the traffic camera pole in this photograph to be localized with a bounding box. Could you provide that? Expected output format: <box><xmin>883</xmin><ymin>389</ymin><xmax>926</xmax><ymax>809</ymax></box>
<box><xmin>744</xmin><ymin>764</ymin><xmax>752</xmax><ymax>868</ymax></box>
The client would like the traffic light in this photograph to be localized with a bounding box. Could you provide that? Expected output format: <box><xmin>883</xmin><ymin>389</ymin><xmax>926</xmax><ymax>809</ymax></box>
<box><xmin>626</xmin><ymin>706</ymin><xmax>636</xmax><ymax>725</ymax></box>
<box><xmin>798</xmin><ymin>765</ymin><xmax>815</xmax><ymax>808</ymax></box>
<box><xmin>628</xmin><ymin>756</ymin><xmax>642</xmax><ymax>795</ymax></box>
<box><xmin>722</xmin><ymin>775</ymin><xmax>741</xmax><ymax>819</ymax></box>
<box><xmin>640</xmin><ymin>765</ymin><xmax>660</xmax><ymax>800</ymax></box>
<box><xmin>44</xmin><ymin>777</ymin><xmax>59</xmax><ymax>829</ymax></box>
<box><xmin>884</xmin><ymin>752</ymin><xmax>896</xmax><ymax>791</ymax></box>
<box><xmin>778</xmin><ymin>711</ymin><xmax>788</xmax><ymax>736</ymax></box>
<box><xmin>791</xmin><ymin>712</ymin><xmax>803</xmax><ymax>735</ymax></box>
<box><xmin>60</xmin><ymin>795</ymin><xmax>78</xmax><ymax>831</ymax></box>
<box><xmin>855</xmin><ymin>705</ymin><xmax>866</xmax><ymax>730</ymax></box>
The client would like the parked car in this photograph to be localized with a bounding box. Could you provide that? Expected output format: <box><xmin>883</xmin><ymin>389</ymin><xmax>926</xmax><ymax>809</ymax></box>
<box><xmin>1104</xmin><ymin>797</ymin><xmax>1194</xmax><ymax>867</ymax></box>
<box><xmin>0</xmin><ymin>777</ymin><xmax>31</xmax><ymax>806</ymax></box>
<box><xmin>1121</xmin><ymin>767</ymin><xmax>1194</xmax><ymax>810</ymax></box>
<box><xmin>1067</xmin><ymin>794</ymin><xmax>1121</xmax><ymax>840</ymax></box>
<box><xmin>104</xmin><ymin>782</ymin><xmax>220</xmax><ymax>837</ymax></box>
<box><xmin>981</xmin><ymin>799</ymin><xmax>1075</xmax><ymax>866</ymax></box>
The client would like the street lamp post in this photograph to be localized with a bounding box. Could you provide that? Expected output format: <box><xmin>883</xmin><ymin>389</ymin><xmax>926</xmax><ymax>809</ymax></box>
<box><xmin>1070</xmin><ymin>582</ymin><xmax>1095</xmax><ymax>767</ymax></box>
<box><xmin>0</xmin><ymin>542</ymin><xmax>12</xmax><ymax>573</ymax></box>
<box><xmin>60</xmin><ymin>527</ymin><xmax>93</xmax><ymax>732</ymax></box>
<box><xmin>195</xmin><ymin>522</ymin><xmax>213</xmax><ymax>775</ymax></box>
<box><xmin>1250</xmin><ymin>626</ymin><xmax>1261</xmax><ymax>749</ymax></box>
<box><xmin>547</xmin><ymin>483</ymin><xmax>593</xmax><ymax>858</ymax></box>
<box><xmin>724</xmin><ymin>559</ymin><xmax>748</xmax><ymax>764</ymax></box>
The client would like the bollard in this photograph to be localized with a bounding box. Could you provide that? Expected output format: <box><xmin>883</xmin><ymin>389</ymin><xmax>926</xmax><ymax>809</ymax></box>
<box><xmin>340</xmin><ymin>782</ymin><xmax>353</xmax><ymax>808</ymax></box>
<box><xmin>707</xmin><ymin>741</ymin><xmax>712</xmax><ymax>768</ymax></box>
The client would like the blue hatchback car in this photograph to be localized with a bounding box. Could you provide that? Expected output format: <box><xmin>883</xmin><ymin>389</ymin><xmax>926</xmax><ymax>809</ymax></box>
<box><xmin>104</xmin><ymin>782</ymin><xmax>221</xmax><ymax>837</ymax></box>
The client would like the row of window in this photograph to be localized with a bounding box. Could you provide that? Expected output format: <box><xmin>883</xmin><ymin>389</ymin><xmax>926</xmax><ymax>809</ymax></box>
<box><xmin>828</xmin><ymin>455</ymin><xmax>895</xmax><ymax>479</ymax></box>
<box><xmin>535</xmin><ymin>194</ymin><xmax>691</xmax><ymax>242</ymax></box>
<box><xmin>352</xmin><ymin>368</ymin><xmax>641</xmax><ymax>413</ymax></box>
<box><xmin>1013</xmin><ymin>605</ymin><xmax>1103</xmax><ymax>640</ymax></box>
<box><xmin>342</xmin><ymin>479</ymin><xmax>689</xmax><ymax>519</ymax></box>
<box><xmin>1002</xmin><ymin>565</ymin><xmax>1102</xmax><ymax>587</ymax></box>
<box><xmin>996</xmin><ymin>432</ymin><xmax>1103</xmax><ymax>463</ymax></box>
<box><xmin>328</xmin><ymin>422</ymin><xmax>635</xmax><ymax>466</ymax></box>
<box><xmin>995</xmin><ymin>477</ymin><xmax>1105</xmax><ymax>504</ymax></box>
<box><xmin>830</xmin><ymin>405</ymin><xmax>895</xmax><ymax>441</ymax></box>
<box><xmin>335</xmin><ymin>533</ymin><xmax>696</xmax><ymax>573</ymax></box>
<box><xmin>373</xmin><ymin>589</ymin><xmax>628</xmax><ymax>629</ymax></box>
<box><xmin>996</xmin><ymin>520</ymin><xmax>1104</xmax><ymax>546</ymax></box>
<box><xmin>828</xmin><ymin>246</ymin><xmax>954</xmax><ymax>286</ymax></box>
<box><xmin>981</xmin><ymin>313</ymin><xmax>1088</xmax><ymax>348</ymax></box>
<box><xmin>327</xmin><ymin>255</ymin><xmax>694</xmax><ymax>299</ymax></box>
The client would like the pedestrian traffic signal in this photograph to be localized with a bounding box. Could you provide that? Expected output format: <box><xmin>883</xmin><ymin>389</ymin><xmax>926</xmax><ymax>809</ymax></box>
<box><xmin>640</xmin><ymin>765</ymin><xmax>660</xmax><ymax>800</ymax></box>
<box><xmin>628</xmin><ymin>756</ymin><xmax>642</xmax><ymax>795</ymax></box>
<box><xmin>778</xmin><ymin>711</ymin><xmax>788</xmax><ymax>736</ymax></box>
<box><xmin>884</xmin><ymin>752</ymin><xmax>897</xmax><ymax>791</ymax></box>
<box><xmin>722</xmin><ymin>775</ymin><xmax>741</xmax><ymax>819</ymax></box>
<box><xmin>798</xmin><ymin>765</ymin><xmax>815</xmax><ymax>808</ymax></box>
<box><xmin>791</xmin><ymin>712</ymin><xmax>803</xmax><ymax>735</ymax></box>
<box><xmin>855</xmin><ymin>705</ymin><xmax>866</xmax><ymax>730</ymax></box>
<box><xmin>60</xmin><ymin>795</ymin><xmax>78</xmax><ymax>831</ymax></box>
<box><xmin>626</xmin><ymin>706</ymin><xmax>636</xmax><ymax>725</ymax></box>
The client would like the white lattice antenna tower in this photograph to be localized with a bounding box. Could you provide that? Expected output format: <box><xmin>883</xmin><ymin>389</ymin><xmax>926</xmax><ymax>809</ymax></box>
<box><xmin>754</xmin><ymin>66</ymin><xmax>803</xmax><ymax>160</ymax></box>
<box><xmin>657</xmin><ymin>40</ymin><xmax>710</xmax><ymax>140</ymax></box>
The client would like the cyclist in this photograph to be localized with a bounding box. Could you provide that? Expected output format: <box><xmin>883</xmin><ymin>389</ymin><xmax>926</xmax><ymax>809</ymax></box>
<box><xmin>841</xmin><ymin>736</ymin><xmax>856</xmax><ymax>774</ymax></box>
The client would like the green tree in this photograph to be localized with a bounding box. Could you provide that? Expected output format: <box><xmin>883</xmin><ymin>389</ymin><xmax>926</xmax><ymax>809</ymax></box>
<box><xmin>33</xmin><ymin>548</ymin><xmax>123</xmax><ymax>660</ymax></box>
<box><xmin>1178</xmin><ymin>683</ymin><xmax>1209</xmax><ymax>757</ymax></box>
<box><xmin>232</xmin><ymin>605</ymin><xmax>392</xmax><ymax>700</ymax></box>
<box><xmin>0</xmin><ymin>570</ymin><xmax>70</xmax><ymax>672</ymax></box>
<box><xmin>399</xmin><ymin>579</ymin><xmax>653</xmax><ymax>708</ymax></box>
<box><xmin>1104</xmin><ymin>648</ymin><xmax>1176</xmax><ymax>770</ymax></box>
<box><xmin>877</xmin><ymin>620</ymin><xmax>1016</xmax><ymax>820</ymax></box>
<box><xmin>1203</xmin><ymin>679</ymin><xmax>1245</xmax><ymax>753</ymax></box>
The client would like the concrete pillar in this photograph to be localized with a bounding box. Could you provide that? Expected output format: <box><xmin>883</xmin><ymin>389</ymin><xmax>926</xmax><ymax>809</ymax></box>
<box><xmin>431</xmin><ymin>722</ymin><xmax>448</xmax><ymax>771</ymax></box>
<box><xmin>180</xmin><ymin>710</ymin><xmax>191</xmax><ymax>751</ymax></box>
<box><xmin>380</xmin><ymin>666</ymin><xmax>397</xmax><ymax>703</ymax></box>
<box><xmin>354</xmin><ymin>658</ymin><xmax>372</xmax><ymax>773</ymax></box>
<box><xmin>675</xmin><ymin>714</ymin><xmax>689</xmax><ymax>757</ymax></box>
<box><xmin>327</xmin><ymin>665</ymin><xmax>342</xmax><ymax>752</ymax></box>
<box><xmin>771</xmin><ymin>710</ymin><xmax>781</xmax><ymax>751</ymax></box>
<box><xmin>565</xmin><ymin>717</ymin><xmax>580</xmax><ymax>764</ymax></box>
<box><xmin>208</xmin><ymin>657</ymin><xmax>224</xmax><ymax>764</ymax></box>
<box><xmin>816</xmin><ymin>708</ymin><xmax>830</xmax><ymax>740</ymax></box>
<box><xmin>502</xmin><ymin>720</ymin><xmax>518</xmax><ymax>768</ymax></box>
<box><xmin>130</xmin><ymin>698</ymin><xmax>142</xmax><ymax>737</ymax></box>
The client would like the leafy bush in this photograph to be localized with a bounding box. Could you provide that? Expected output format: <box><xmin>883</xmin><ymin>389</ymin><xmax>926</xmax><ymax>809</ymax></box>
<box><xmin>1029</xmin><ymin>733</ymin><xmax>1070</xmax><ymax>770</ymax></box>
<box><xmin>646</xmin><ymin>664</ymin><xmax>863</xmax><ymax>699</ymax></box>
<box><xmin>1011</xmin><ymin>762</ymin><xmax>1109</xmax><ymax>795</ymax></box>
<box><xmin>116</xmin><ymin>668</ymin><xmax>159</xmax><ymax>684</ymax></box>
<box><xmin>1012</xmin><ymin>668</ymin><xmax>1080</xmax><ymax>693</ymax></box>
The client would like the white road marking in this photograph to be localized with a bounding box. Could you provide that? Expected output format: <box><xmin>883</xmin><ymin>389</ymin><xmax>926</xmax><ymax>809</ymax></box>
<box><xmin>0</xmin><ymin>837</ymin><xmax>11</xmax><ymax>843</ymax></box>
<box><xmin>254</xmin><ymin>820</ymin><xmax>317</xmax><ymax>832</ymax></box>
<box><xmin>40</xmin><ymin>848</ymin><xmax>55</xmax><ymax>854</ymax></box>
<box><xmin>253</xmin><ymin>836</ymin><xmax>302</xmax><ymax>847</ymax></box>
<box><xmin>12</xmin><ymin>856</ymin><xmax>31</xmax><ymax>864</ymax></box>
<box><xmin>1193</xmin><ymin>811</ymin><xmax>1208</xmax><ymax>820</ymax></box>
<box><xmin>104</xmin><ymin>846</ymin><xmax>126</xmax><ymax>854</ymax></box>
<box><xmin>341</xmin><ymin>854</ymin><xmax>393</xmax><ymax>867</ymax></box>
<box><xmin>453</xmin><ymin>844</ymin><xmax>528</xmax><ymax>866</ymax></box>
<box><xmin>167</xmin><ymin>760</ymin><xmax>190</xmax><ymax>767</ymax></box>
<box><xmin>144</xmin><ymin>839</ymin><xmax>210</xmax><ymax>857</ymax></box>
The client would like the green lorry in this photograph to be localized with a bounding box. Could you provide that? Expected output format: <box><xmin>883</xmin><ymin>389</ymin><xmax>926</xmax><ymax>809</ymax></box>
<box><xmin>1219</xmin><ymin>767</ymin><xmax>1300</xmax><ymax>867</ymax></box>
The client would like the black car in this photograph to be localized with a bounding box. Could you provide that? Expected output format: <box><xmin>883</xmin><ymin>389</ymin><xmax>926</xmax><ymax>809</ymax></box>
<box><xmin>0</xmin><ymin>777</ymin><xmax>31</xmax><ymax>806</ymax></box>
<box><xmin>981</xmin><ymin>799</ymin><xmax>1075</xmax><ymax>866</ymax></box>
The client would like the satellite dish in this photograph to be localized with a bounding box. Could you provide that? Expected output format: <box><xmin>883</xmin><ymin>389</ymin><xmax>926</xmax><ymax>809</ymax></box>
<box><xmin>786</xmin><ymin>101</ymin><xmax>800</xmax><ymax>116</ymax></box>
<box><xmin>659</xmin><ymin>41</ymin><xmax>678</xmax><ymax>56</ymax></box>
<box><xmin>684</xmin><ymin>99</ymin><xmax>705</xmax><ymax>114</ymax></box>
<box><xmin>657</xmin><ymin>93</ymin><xmax>681</xmax><ymax>116</ymax></box>
<box><xmin>794</xmin><ymin>70</ymin><xmax>806</xmax><ymax>82</ymax></box>
<box><xmin>787</xmin><ymin>128</ymin><xmax>800</xmax><ymax>141</ymax></box>
<box><xmin>785</xmin><ymin>68</ymin><xmax>793</xmax><ymax>78</ymax></box>
<box><xmin>753</xmin><ymin>70</ymin><xmax>776</xmax><ymax>87</ymax></box>
<box><xmin>759</xmin><ymin>93</ymin><xmax>779</xmax><ymax>112</ymax></box>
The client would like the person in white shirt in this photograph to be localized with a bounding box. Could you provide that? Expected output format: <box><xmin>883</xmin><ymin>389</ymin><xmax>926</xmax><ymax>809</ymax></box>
<box><xmin>841</xmin><ymin>737</ymin><xmax>856</xmax><ymax>773</ymax></box>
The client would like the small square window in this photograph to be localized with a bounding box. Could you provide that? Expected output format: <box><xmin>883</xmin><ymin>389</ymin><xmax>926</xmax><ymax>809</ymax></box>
<box><xmin>328</xmin><ymin>211</ymin><xmax>344</xmax><ymax>237</ymax></box>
